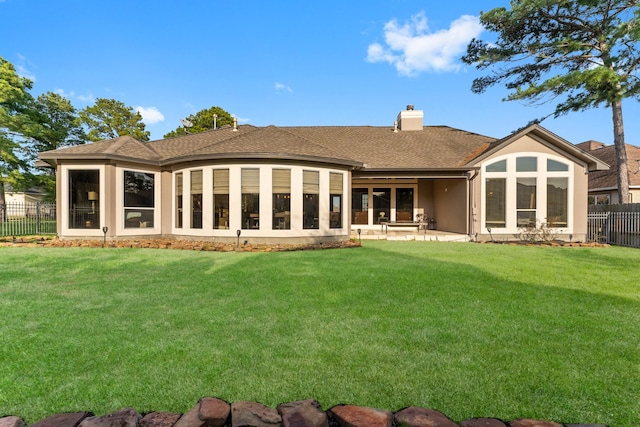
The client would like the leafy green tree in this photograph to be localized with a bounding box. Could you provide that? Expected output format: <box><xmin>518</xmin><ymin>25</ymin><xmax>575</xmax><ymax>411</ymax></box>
<box><xmin>79</xmin><ymin>98</ymin><xmax>150</xmax><ymax>142</ymax></box>
<box><xmin>0</xmin><ymin>56</ymin><xmax>35</xmax><ymax>210</ymax></box>
<box><xmin>21</xmin><ymin>92</ymin><xmax>88</xmax><ymax>198</ymax></box>
<box><xmin>463</xmin><ymin>0</ymin><xmax>640</xmax><ymax>203</ymax></box>
<box><xmin>164</xmin><ymin>106</ymin><xmax>233</xmax><ymax>138</ymax></box>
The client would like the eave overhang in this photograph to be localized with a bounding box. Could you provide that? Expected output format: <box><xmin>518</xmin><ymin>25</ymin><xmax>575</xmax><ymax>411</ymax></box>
<box><xmin>466</xmin><ymin>124</ymin><xmax>610</xmax><ymax>172</ymax></box>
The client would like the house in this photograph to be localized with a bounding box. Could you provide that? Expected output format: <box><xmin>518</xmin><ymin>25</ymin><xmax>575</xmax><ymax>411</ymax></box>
<box><xmin>2</xmin><ymin>187</ymin><xmax>49</xmax><ymax>220</ymax></box>
<box><xmin>38</xmin><ymin>106</ymin><xmax>607</xmax><ymax>243</ymax></box>
<box><xmin>575</xmin><ymin>140</ymin><xmax>639</xmax><ymax>204</ymax></box>
<box><xmin>4</xmin><ymin>187</ymin><xmax>47</xmax><ymax>205</ymax></box>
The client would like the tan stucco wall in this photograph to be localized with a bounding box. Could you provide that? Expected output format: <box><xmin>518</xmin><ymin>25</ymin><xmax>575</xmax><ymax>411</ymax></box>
<box><xmin>433</xmin><ymin>179</ymin><xmax>467</xmax><ymax>234</ymax></box>
<box><xmin>417</xmin><ymin>180</ymin><xmax>433</xmax><ymax>218</ymax></box>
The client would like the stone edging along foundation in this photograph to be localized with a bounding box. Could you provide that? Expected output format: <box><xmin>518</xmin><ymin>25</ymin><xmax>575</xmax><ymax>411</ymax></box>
<box><xmin>0</xmin><ymin>398</ymin><xmax>608</xmax><ymax>427</ymax></box>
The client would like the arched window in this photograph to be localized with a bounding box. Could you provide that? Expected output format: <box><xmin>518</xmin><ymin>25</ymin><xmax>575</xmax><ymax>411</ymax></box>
<box><xmin>483</xmin><ymin>154</ymin><xmax>572</xmax><ymax>232</ymax></box>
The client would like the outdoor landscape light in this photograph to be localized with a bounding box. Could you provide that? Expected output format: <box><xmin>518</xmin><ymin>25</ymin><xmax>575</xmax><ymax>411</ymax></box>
<box><xmin>357</xmin><ymin>228</ymin><xmax>361</xmax><ymax>243</ymax></box>
<box><xmin>102</xmin><ymin>226</ymin><xmax>108</xmax><ymax>246</ymax></box>
<box><xmin>236</xmin><ymin>229</ymin><xmax>241</xmax><ymax>246</ymax></box>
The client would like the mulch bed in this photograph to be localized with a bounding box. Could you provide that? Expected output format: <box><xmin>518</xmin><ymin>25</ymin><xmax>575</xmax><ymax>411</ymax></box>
<box><xmin>0</xmin><ymin>237</ymin><xmax>362</xmax><ymax>252</ymax></box>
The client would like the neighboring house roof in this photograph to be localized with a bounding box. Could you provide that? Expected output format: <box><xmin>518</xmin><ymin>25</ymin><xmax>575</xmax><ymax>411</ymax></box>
<box><xmin>38</xmin><ymin>122</ymin><xmax>605</xmax><ymax>172</ymax></box>
<box><xmin>575</xmin><ymin>140</ymin><xmax>640</xmax><ymax>190</ymax></box>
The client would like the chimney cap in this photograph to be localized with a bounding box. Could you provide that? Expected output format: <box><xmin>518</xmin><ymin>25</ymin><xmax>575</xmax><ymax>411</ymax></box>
<box><xmin>406</xmin><ymin>104</ymin><xmax>414</xmax><ymax>111</ymax></box>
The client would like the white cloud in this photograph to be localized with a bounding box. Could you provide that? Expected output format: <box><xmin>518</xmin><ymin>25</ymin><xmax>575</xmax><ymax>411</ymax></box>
<box><xmin>275</xmin><ymin>82</ymin><xmax>293</xmax><ymax>93</ymax></box>
<box><xmin>233</xmin><ymin>115</ymin><xmax>250</xmax><ymax>124</ymax></box>
<box><xmin>15</xmin><ymin>53</ymin><xmax>36</xmax><ymax>81</ymax></box>
<box><xmin>53</xmin><ymin>89</ymin><xmax>95</xmax><ymax>104</ymax></box>
<box><xmin>367</xmin><ymin>11</ymin><xmax>483</xmax><ymax>76</ymax></box>
<box><xmin>54</xmin><ymin>88</ymin><xmax>74</xmax><ymax>98</ymax></box>
<box><xmin>77</xmin><ymin>92</ymin><xmax>95</xmax><ymax>103</ymax></box>
<box><xmin>136</xmin><ymin>106</ymin><xmax>165</xmax><ymax>124</ymax></box>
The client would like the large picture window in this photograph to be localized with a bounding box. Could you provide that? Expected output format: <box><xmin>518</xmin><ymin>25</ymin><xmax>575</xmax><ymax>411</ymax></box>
<box><xmin>124</xmin><ymin>170</ymin><xmax>154</xmax><ymax>228</ymax></box>
<box><xmin>329</xmin><ymin>172</ymin><xmax>342</xmax><ymax>228</ymax></box>
<box><xmin>242</xmin><ymin>168</ymin><xmax>260</xmax><ymax>229</ymax></box>
<box><xmin>191</xmin><ymin>170</ymin><xmax>203</xmax><ymax>229</ymax></box>
<box><xmin>175</xmin><ymin>173</ymin><xmax>183</xmax><ymax>228</ymax></box>
<box><xmin>516</xmin><ymin>177</ymin><xmax>537</xmax><ymax>226</ymax></box>
<box><xmin>547</xmin><ymin>178</ymin><xmax>568</xmax><ymax>227</ymax></box>
<box><xmin>483</xmin><ymin>154</ymin><xmax>571</xmax><ymax>232</ymax></box>
<box><xmin>272</xmin><ymin>169</ymin><xmax>291</xmax><ymax>230</ymax></box>
<box><xmin>69</xmin><ymin>170</ymin><xmax>100</xmax><ymax>229</ymax></box>
<box><xmin>485</xmin><ymin>178</ymin><xmax>506</xmax><ymax>228</ymax></box>
<box><xmin>213</xmin><ymin>169</ymin><xmax>229</xmax><ymax>229</ymax></box>
<box><xmin>303</xmin><ymin>170</ymin><xmax>319</xmax><ymax>229</ymax></box>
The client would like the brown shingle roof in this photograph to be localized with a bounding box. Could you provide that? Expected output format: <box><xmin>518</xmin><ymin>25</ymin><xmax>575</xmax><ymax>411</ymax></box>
<box><xmin>281</xmin><ymin>125</ymin><xmax>495</xmax><ymax>169</ymax></box>
<box><xmin>577</xmin><ymin>142</ymin><xmax>640</xmax><ymax>189</ymax></box>
<box><xmin>39</xmin><ymin>124</ymin><xmax>497</xmax><ymax>170</ymax></box>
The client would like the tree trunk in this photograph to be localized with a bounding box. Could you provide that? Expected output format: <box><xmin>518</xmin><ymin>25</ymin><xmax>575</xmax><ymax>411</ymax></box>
<box><xmin>611</xmin><ymin>99</ymin><xmax>629</xmax><ymax>204</ymax></box>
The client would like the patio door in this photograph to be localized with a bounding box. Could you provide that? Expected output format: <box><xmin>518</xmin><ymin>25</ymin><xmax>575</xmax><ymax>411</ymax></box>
<box><xmin>373</xmin><ymin>188</ymin><xmax>390</xmax><ymax>224</ymax></box>
<box><xmin>396</xmin><ymin>188</ymin><xmax>414</xmax><ymax>222</ymax></box>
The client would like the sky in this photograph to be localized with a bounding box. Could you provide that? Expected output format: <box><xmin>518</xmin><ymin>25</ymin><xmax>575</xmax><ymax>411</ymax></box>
<box><xmin>1</xmin><ymin>0</ymin><xmax>638</xmax><ymax>146</ymax></box>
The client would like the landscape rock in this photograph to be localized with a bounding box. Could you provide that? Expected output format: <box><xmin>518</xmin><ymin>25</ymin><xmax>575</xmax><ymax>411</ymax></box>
<box><xmin>509</xmin><ymin>420</ymin><xmax>563</xmax><ymax>427</ymax></box>
<box><xmin>174</xmin><ymin>405</ymin><xmax>206</xmax><ymax>427</ymax></box>
<box><xmin>79</xmin><ymin>408</ymin><xmax>141</xmax><ymax>427</ymax></box>
<box><xmin>460</xmin><ymin>418</ymin><xmax>507</xmax><ymax>427</ymax></box>
<box><xmin>231</xmin><ymin>401</ymin><xmax>281</xmax><ymax>427</ymax></box>
<box><xmin>140</xmin><ymin>412</ymin><xmax>181</xmax><ymax>427</ymax></box>
<box><xmin>277</xmin><ymin>399</ymin><xmax>328</xmax><ymax>427</ymax></box>
<box><xmin>198</xmin><ymin>397</ymin><xmax>230</xmax><ymax>427</ymax></box>
<box><xmin>0</xmin><ymin>417</ymin><xmax>27</xmax><ymax>427</ymax></box>
<box><xmin>394</xmin><ymin>407</ymin><xmax>458</xmax><ymax>427</ymax></box>
<box><xmin>31</xmin><ymin>412</ymin><xmax>92</xmax><ymax>427</ymax></box>
<box><xmin>328</xmin><ymin>405</ymin><xmax>392</xmax><ymax>427</ymax></box>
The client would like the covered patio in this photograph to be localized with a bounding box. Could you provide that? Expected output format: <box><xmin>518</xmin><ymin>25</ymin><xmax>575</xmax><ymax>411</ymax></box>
<box><xmin>350</xmin><ymin>228</ymin><xmax>471</xmax><ymax>242</ymax></box>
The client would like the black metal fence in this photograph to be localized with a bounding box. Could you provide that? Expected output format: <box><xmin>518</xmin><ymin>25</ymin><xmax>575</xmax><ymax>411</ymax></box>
<box><xmin>0</xmin><ymin>202</ymin><xmax>57</xmax><ymax>237</ymax></box>
<box><xmin>587</xmin><ymin>204</ymin><xmax>640</xmax><ymax>248</ymax></box>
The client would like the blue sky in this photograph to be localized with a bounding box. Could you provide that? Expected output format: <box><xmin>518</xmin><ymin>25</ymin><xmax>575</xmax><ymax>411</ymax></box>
<box><xmin>1</xmin><ymin>0</ymin><xmax>638</xmax><ymax>145</ymax></box>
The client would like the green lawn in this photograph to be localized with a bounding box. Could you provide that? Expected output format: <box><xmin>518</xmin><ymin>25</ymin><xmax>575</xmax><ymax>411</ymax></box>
<box><xmin>1</xmin><ymin>241</ymin><xmax>638</xmax><ymax>426</ymax></box>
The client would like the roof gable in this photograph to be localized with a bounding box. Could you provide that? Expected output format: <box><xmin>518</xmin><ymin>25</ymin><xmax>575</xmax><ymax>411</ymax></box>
<box><xmin>465</xmin><ymin>124</ymin><xmax>608</xmax><ymax>172</ymax></box>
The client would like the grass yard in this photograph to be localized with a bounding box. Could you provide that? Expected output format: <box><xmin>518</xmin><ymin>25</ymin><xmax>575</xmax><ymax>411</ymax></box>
<box><xmin>0</xmin><ymin>241</ymin><xmax>639</xmax><ymax>426</ymax></box>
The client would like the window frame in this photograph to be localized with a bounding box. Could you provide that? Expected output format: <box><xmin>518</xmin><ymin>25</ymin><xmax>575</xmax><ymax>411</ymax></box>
<box><xmin>123</xmin><ymin>169</ymin><xmax>156</xmax><ymax>229</ymax></box>
<box><xmin>482</xmin><ymin>153</ymin><xmax>573</xmax><ymax>233</ymax></box>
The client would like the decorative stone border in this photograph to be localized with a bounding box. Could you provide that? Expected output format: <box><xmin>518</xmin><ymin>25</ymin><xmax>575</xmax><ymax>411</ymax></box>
<box><xmin>0</xmin><ymin>398</ymin><xmax>607</xmax><ymax>427</ymax></box>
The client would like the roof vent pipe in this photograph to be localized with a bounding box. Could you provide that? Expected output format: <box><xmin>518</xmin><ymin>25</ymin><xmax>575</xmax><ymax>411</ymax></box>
<box><xmin>393</xmin><ymin>121</ymin><xmax>398</xmax><ymax>133</ymax></box>
<box><xmin>233</xmin><ymin>117</ymin><xmax>238</xmax><ymax>131</ymax></box>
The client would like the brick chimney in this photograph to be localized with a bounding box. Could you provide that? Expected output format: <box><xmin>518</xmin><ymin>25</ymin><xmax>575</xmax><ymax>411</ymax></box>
<box><xmin>576</xmin><ymin>140</ymin><xmax>606</xmax><ymax>151</ymax></box>
<box><xmin>397</xmin><ymin>105</ymin><xmax>424</xmax><ymax>131</ymax></box>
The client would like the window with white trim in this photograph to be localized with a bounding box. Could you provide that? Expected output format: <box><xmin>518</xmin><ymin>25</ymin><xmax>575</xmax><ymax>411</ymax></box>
<box><xmin>123</xmin><ymin>170</ymin><xmax>155</xmax><ymax>229</ymax></box>
<box><xmin>483</xmin><ymin>154</ymin><xmax>572</xmax><ymax>231</ymax></box>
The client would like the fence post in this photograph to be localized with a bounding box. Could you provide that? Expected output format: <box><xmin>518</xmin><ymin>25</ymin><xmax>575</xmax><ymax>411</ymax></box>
<box><xmin>36</xmin><ymin>201</ymin><xmax>41</xmax><ymax>235</ymax></box>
